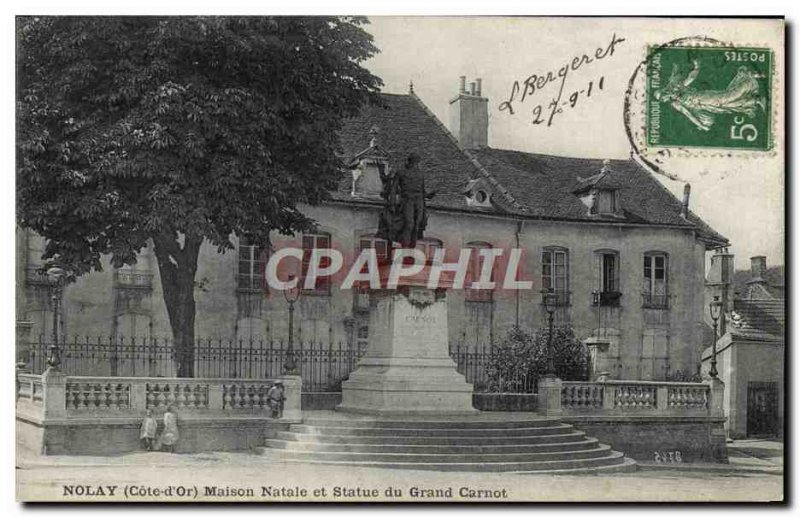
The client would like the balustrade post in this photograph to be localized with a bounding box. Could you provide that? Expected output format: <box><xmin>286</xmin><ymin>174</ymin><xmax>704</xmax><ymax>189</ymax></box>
<box><xmin>602</xmin><ymin>382</ymin><xmax>615</xmax><ymax>410</ymax></box>
<box><xmin>656</xmin><ymin>385</ymin><xmax>669</xmax><ymax>412</ymax></box>
<box><xmin>208</xmin><ymin>383</ymin><xmax>224</xmax><ymax>410</ymax></box>
<box><xmin>130</xmin><ymin>381</ymin><xmax>147</xmax><ymax>412</ymax></box>
<box><xmin>537</xmin><ymin>375</ymin><xmax>562</xmax><ymax>416</ymax></box>
<box><xmin>707</xmin><ymin>377</ymin><xmax>725</xmax><ymax>418</ymax></box>
<box><xmin>41</xmin><ymin>367</ymin><xmax>67</xmax><ymax>419</ymax></box>
<box><xmin>279</xmin><ymin>375</ymin><xmax>302</xmax><ymax>421</ymax></box>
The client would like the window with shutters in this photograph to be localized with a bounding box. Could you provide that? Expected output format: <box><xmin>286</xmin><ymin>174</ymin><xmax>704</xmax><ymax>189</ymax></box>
<box><xmin>593</xmin><ymin>250</ymin><xmax>621</xmax><ymax>307</ymax></box>
<box><xmin>590</xmin><ymin>189</ymin><xmax>619</xmax><ymax>215</ymax></box>
<box><xmin>415</xmin><ymin>237</ymin><xmax>443</xmax><ymax>265</ymax></box>
<box><xmin>301</xmin><ymin>233</ymin><xmax>331</xmax><ymax>295</ymax></box>
<box><xmin>643</xmin><ymin>253</ymin><xmax>669</xmax><ymax>309</ymax></box>
<box><xmin>238</xmin><ymin>236</ymin><xmax>268</xmax><ymax>291</ymax></box>
<box><xmin>542</xmin><ymin>247</ymin><xmax>570</xmax><ymax>306</ymax></box>
<box><xmin>465</xmin><ymin>241</ymin><xmax>493</xmax><ymax>302</ymax></box>
<box><xmin>354</xmin><ymin>234</ymin><xmax>389</xmax><ymax>311</ymax></box>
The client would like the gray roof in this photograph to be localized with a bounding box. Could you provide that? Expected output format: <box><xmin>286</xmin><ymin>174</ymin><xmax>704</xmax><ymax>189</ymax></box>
<box><xmin>333</xmin><ymin>93</ymin><xmax>728</xmax><ymax>246</ymax></box>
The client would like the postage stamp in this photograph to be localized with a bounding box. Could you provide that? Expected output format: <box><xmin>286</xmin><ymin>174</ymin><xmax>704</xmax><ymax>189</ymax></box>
<box><xmin>646</xmin><ymin>46</ymin><xmax>773</xmax><ymax>151</ymax></box>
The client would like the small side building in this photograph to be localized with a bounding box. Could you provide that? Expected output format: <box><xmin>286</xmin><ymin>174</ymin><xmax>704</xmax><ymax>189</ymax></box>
<box><xmin>702</xmin><ymin>255</ymin><xmax>784</xmax><ymax>439</ymax></box>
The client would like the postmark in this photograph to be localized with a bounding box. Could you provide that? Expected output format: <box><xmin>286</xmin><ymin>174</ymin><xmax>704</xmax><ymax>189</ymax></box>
<box><xmin>646</xmin><ymin>46</ymin><xmax>773</xmax><ymax>151</ymax></box>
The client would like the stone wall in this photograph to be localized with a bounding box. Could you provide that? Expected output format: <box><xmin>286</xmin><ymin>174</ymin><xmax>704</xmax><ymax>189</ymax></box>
<box><xmin>16</xmin><ymin>371</ymin><xmax>301</xmax><ymax>455</ymax></box>
<box><xmin>702</xmin><ymin>334</ymin><xmax>784</xmax><ymax>439</ymax></box>
<box><xmin>566</xmin><ymin>415</ymin><xmax>728</xmax><ymax>463</ymax></box>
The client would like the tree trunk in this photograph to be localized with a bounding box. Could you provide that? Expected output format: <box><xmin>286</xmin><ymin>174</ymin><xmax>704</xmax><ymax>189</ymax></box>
<box><xmin>153</xmin><ymin>233</ymin><xmax>202</xmax><ymax>378</ymax></box>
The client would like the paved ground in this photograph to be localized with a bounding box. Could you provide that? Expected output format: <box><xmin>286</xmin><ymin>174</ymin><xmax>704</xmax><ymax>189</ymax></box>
<box><xmin>16</xmin><ymin>439</ymin><xmax>784</xmax><ymax>503</ymax></box>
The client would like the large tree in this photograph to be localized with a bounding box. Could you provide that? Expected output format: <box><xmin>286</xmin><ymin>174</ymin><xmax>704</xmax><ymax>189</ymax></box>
<box><xmin>17</xmin><ymin>16</ymin><xmax>382</xmax><ymax>376</ymax></box>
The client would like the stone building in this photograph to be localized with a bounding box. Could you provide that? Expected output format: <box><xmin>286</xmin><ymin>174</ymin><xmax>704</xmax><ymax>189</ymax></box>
<box><xmin>702</xmin><ymin>255</ymin><xmax>784</xmax><ymax>438</ymax></box>
<box><xmin>16</xmin><ymin>77</ymin><xmax>729</xmax><ymax>380</ymax></box>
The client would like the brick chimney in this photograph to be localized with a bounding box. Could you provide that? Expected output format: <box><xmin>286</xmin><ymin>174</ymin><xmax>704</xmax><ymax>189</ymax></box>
<box><xmin>748</xmin><ymin>256</ymin><xmax>768</xmax><ymax>286</ymax></box>
<box><xmin>449</xmin><ymin>76</ymin><xmax>488</xmax><ymax>149</ymax></box>
<box><xmin>680</xmin><ymin>184</ymin><xmax>691</xmax><ymax>219</ymax></box>
<box><xmin>705</xmin><ymin>247</ymin><xmax>734</xmax><ymax>336</ymax></box>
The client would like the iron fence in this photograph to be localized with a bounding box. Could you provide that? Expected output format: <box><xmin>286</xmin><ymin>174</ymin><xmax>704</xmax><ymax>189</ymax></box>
<box><xmin>25</xmin><ymin>337</ymin><xmax>367</xmax><ymax>393</ymax></box>
<box><xmin>24</xmin><ymin>337</ymin><xmax>535</xmax><ymax>393</ymax></box>
<box><xmin>449</xmin><ymin>343</ymin><xmax>537</xmax><ymax>393</ymax></box>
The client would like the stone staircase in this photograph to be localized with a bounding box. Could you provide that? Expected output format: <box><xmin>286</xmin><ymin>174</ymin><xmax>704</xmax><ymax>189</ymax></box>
<box><xmin>261</xmin><ymin>415</ymin><xmax>636</xmax><ymax>474</ymax></box>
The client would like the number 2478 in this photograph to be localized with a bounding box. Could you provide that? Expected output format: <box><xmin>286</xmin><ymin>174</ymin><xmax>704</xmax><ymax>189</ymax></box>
<box><xmin>654</xmin><ymin>451</ymin><xmax>682</xmax><ymax>463</ymax></box>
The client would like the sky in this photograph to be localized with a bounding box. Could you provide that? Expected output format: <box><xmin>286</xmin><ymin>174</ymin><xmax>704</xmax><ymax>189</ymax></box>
<box><xmin>363</xmin><ymin>17</ymin><xmax>785</xmax><ymax>269</ymax></box>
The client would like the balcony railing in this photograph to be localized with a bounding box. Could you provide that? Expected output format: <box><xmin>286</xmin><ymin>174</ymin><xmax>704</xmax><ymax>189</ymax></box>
<box><xmin>114</xmin><ymin>270</ymin><xmax>153</xmax><ymax>289</ymax></box>
<box><xmin>642</xmin><ymin>293</ymin><xmax>670</xmax><ymax>310</ymax></box>
<box><xmin>540</xmin><ymin>290</ymin><xmax>571</xmax><ymax>307</ymax></box>
<box><xmin>592</xmin><ymin>290</ymin><xmax>622</xmax><ymax>307</ymax></box>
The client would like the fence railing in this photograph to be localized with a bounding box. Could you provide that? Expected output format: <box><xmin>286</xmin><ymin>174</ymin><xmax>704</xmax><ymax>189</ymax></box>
<box><xmin>25</xmin><ymin>338</ymin><xmax>367</xmax><ymax>393</ymax></box>
<box><xmin>23</xmin><ymin>338</ymin><xmax>535</xmax><ymax>394</ymax></box>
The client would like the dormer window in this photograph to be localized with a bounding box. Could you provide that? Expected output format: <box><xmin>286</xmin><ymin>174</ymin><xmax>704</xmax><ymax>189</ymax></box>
<box><xmin>593</xmin><ymin>189</ymin><xmax>618</xmax><ymax>215</ymax></box>
<box><xmin>462</xmin><ymin>179</ymin><xmax>492</xmax><ymax>208</ymax></box>
<box><xmin>573</xmin><ymin>160</ymin><xmax>622</xmax><ymax>217</ymax></box>
<box><xmin>349</xmin><ymin>127</ymin><xmax>390</xmax><ymax>198</ymax></box>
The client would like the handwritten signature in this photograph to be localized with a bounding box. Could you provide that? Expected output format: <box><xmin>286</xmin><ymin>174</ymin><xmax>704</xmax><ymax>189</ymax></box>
<box><xmin>498</xmin><ymin>33</ymin><xmax>626</xmax><ymax>126</ymax></box>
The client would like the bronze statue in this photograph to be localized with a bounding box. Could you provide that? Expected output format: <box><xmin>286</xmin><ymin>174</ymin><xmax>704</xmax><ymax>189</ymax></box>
<box><xmin>376</xmin><ymin>153</ymin><xmax>435</xmax><ymax>249</ymax></box>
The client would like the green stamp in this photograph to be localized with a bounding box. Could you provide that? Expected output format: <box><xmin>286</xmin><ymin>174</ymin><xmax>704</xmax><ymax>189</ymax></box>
<box><xmin>646</xmin><ymin>46</ymin><xmax>773</xmax><ymax>150</ymax></box>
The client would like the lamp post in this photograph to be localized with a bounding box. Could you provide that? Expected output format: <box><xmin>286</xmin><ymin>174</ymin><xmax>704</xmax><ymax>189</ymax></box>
<box><xmin>46</xmin><ymin>266</ymin><xmax>67</xmax><ymax>370</ymax></box>
<box><xmin>709</xmin><ymin>294</ymin><xmax>723</xmax><ymax>378</ymax></box>
<box><xmin>541</xmin><ymin>288</ymin><xmax>558</xmax><ymax>377</ymax></box>
<box><xmin>283</xmin><ymin>275</ymin><xmax>301</xmax><ymax>375</ymax></box>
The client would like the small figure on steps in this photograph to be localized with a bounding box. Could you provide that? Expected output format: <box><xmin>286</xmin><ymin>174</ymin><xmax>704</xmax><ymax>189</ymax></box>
<box><xmin>267</xmin><ymin>381</ymin><xmax>286</xmax><ymax>419</ymax></box>
<box><xmin>140</xmin><ymin>409</ymin><xmax>158</xmax><ymax>451</ymax></box>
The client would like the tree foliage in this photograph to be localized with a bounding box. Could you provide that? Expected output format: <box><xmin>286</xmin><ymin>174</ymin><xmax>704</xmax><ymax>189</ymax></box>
<box><xmin>17</xmin><ymin>16</ymin><xmax>382</xmax><ymax>375</ymax></box>
<box><xmin>486</xmin><ymin>326</ymin><xmax>590</xmax><ymax>393</ymax></box>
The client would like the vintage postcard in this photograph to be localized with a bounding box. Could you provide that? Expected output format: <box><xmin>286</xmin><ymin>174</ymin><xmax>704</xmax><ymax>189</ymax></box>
<box><xmin>14</xmin><ymin>15</ymin><xmax>785</xmax><ymax>503</ymax></box>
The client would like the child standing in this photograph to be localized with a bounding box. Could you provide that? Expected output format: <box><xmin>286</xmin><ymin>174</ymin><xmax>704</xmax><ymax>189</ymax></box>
<box><xmin>159</xmin><ymin>405</ymin><xmax>179</xmax><ymax>452</ymax></box>
<box><xmin>140</xmin><ymin>409</ymin><xmax>158</xmax><ymax>451</ymax></box>
<box><xmin>267</xmin><ymin>381</ymin><xmax>286</xmax><ymax>419</ymax></box>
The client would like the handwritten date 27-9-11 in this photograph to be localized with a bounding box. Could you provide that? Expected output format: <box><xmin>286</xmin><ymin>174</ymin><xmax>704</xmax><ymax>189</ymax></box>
<box><xmin>528</xmin><ymin>77</ymin><xmax>605</xmax><ymax>126</ymax></box>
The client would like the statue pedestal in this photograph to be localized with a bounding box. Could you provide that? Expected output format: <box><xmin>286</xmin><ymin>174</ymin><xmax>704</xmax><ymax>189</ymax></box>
<box><xmin>338</xmin><ymin>271</ymin><xmax>476</xmax><ymax>415</ymax></box>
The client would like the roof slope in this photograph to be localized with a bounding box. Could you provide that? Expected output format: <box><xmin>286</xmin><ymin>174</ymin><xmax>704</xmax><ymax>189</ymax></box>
<box><xmin>335</xmin><ymin>93</ymin><xmax>513</xmax><ymax>212</ymax></box>
<box><xmin>730</xmin><ymin>298</ymin><xmax>785</xmax><ymax>339</ymax></box>
<box><xmin>471</xmin><ymin>147</ymin><xmax>728</xmax><ymax>244</ymax></box>
<box><xmin>334</xmin><ymin>93</ymin><xmax>728</xmax><ymax>246</ymax></box>
<box><xmin>734</xmin><ymin>265</ymin><xmax>785</xmax><ymax>299</ymax></box>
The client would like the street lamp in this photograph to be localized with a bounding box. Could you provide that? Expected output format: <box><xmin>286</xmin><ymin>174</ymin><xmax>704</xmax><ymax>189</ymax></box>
<box><xmin>46</xmin><ymin>266</ymin><xmax>67</xmax><ymax>370</ymax></box>
<box><xmin>541</xmin><ymin>288</ymin><xmax>558</xmax><ymax>377</ymax></box>
<box><xmin>283</xmin><ymin>275</ymin><xmax>302</xmax><ymax>375</ymax></box>
<box><xmin>709</xmin><ymin>294</ymin><xmax>723</xmax><ymax>378</ymax></box>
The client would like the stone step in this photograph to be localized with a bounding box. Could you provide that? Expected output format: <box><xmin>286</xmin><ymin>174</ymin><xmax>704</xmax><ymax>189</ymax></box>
<box><xmin>301</xmin><ymin>417</ymin><xmax>560</xmax><ymax>430</ymax></box>
<box><xmin>265</xmin><ymin>443</ymin><xmax>614</xmax><ymax>464</ymax></box>
<box><xmin>288</xmin><ymin>423</ymin><xmax>574</xmax><ymax>437</ymax></box>
<box><xmin>266</xmin><ymin>450</ymin><xmax>632</xmax><ymax>473</ymax></box>
<box><xmin>272</xmin><ymin>430</ymin><xmax>587</xmax><ymax>445</ymax></box>
<box><xmin>264</xmin><ymin>437</ymin><xmax>600</xmax><ymax>454</ymax></box>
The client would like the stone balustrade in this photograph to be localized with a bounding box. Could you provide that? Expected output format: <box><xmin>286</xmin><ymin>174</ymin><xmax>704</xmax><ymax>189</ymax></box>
<box><xmin>17</xmin><ymin>373</ymin><xmax>44</xmax><ymax>406</ymax></box>
<box><xmin>561</xmin><ymin>380</ymin><xmax>717</xmax><ymax>415</ymax></box>
<box><xmin>16</xmin><ymin>370</ymin><xmax>301</xmax><ymax>420</ymax></box>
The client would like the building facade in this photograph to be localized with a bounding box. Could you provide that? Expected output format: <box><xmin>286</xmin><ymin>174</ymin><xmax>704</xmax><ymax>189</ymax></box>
<box><xmin>17</xmin><ymin>77</ymin><xmax>729</xmax><ymax>381</ymax></box>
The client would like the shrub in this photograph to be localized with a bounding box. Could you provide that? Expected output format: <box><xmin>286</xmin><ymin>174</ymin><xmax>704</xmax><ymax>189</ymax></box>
<box><xmin>486</xmin><ymin>325</ymin><xmax>589</xmax><ymax>393</ymax></box>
